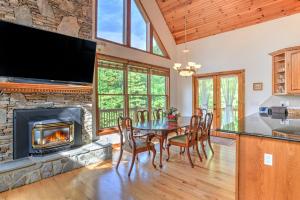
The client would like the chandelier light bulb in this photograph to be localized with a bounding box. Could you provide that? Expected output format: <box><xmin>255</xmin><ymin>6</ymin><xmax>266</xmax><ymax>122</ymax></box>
<box><xmin>188</xmin><ymin>62</ymin><xmax>196</xmax><ymax>66</ymax></box>
<box><xmin>173</xmin><ymin>63</ymin><xmax>182</xmax><ymax>70</ymax></box>
<box><xmin>194</xmin><ymin>64</ymin><xmax>202</xmax><ymax>69</ymax></box>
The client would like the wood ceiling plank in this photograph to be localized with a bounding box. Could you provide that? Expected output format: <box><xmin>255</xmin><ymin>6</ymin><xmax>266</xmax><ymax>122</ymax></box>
<box><xmin>173</xmin><ymin>0</ymin><xmax>300</xmax><ymax>36</ymax></box>
<box><xmin>167</xmin><ymin>0</ymin><xmax>290</xmax><ymax>32</ymax></box>
<box><xmin>175</xmin><ymin>7</ymin><xmax>300</xmax><ymax>43</ymax></box>
<box><xmin>156</xmin><ymin>0</ymin><xmax>300</xmax><ymax>43</ymax></box>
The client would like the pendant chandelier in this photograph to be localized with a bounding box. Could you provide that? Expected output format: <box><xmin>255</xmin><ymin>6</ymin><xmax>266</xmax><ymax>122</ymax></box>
<box><xmin>173</xmin><ymin>1</ymin><xmax>201</xmax><ymax>77</ymax></box>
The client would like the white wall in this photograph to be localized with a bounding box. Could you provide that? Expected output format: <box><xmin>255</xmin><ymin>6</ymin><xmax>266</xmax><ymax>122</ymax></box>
<box><xmin>94</xmin><ymin>0</ymin><xmax>178</xmax><ymax>106</ymax></box>
<box><xmin>175</xmin><ymin>13</ymin><xmax>300</xmax><ymax>116</ymax></box>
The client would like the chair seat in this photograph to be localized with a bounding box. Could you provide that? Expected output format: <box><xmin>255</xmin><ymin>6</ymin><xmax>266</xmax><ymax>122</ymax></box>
<box><xmin>169</xmin><ymin>134</ymin><xmax>187</xmax><ymax>144</ymax></box>
<box><xmin>135</xmin><ymin>138</ymin><xmax>155</xmax><ymax>149</ymax></box>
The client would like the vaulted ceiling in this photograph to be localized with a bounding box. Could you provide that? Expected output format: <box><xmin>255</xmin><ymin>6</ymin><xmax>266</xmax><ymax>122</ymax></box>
<box><xmin>156</xmin><ymin>0</ymin><xmax>300</xmax><ymax>44</ymax></box>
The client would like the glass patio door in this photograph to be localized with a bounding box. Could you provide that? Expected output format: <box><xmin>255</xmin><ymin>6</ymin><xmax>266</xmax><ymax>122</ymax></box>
<box><xmin>194</xmin><ymin>70</ymin><xmax>244</xmax><ymax>132</ymax></box>
<box><xmin>219</xmin><ymin>75</ymin><xmax>239</xmax><ymax>131</ymax></box>
<box><xmin>197</xmin><ymin>77</ymin><xmax>216</xmax><ymax>128</ymax></box>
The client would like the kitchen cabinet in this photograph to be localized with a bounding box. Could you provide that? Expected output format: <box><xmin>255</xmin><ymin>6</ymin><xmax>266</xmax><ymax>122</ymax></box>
<box><xmin>270</xmin><ymin>46</ymin><xmax>300</xmax><ymax>95</ymax></box>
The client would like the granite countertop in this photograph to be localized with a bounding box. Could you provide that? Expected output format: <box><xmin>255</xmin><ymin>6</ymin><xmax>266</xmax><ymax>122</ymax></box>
<box><xmin>216</xmin><ymin>113</ymin><xmax>300</xmax><ymax>142</ymax></box>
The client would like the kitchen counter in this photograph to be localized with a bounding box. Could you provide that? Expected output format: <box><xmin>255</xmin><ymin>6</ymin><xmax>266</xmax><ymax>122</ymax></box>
<box><xmin>224</xmin><ymin>113</ymin><xmax>300</xmax><ymax>199</ymax></box>
<box><xmin>216</xmin><ymin>113</ymin><xmax>300</xmax><ymax>142</ymax></box>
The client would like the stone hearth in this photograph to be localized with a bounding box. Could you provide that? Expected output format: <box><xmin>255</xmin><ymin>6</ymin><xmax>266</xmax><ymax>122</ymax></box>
<box><xmin>0</xmin><ymin>140</ymin><xmax>111</xmax><ymax>192</ymax></box>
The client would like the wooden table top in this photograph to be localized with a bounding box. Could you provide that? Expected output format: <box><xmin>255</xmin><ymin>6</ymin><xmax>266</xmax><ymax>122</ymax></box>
<box><xmin>133</xmin><ymin>117</ymin><xmax>191</xmax><ymax>131</ymax></box>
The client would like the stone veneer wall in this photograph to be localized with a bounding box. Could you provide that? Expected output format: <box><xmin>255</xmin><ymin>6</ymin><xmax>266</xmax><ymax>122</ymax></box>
<box><xmin>0</xmin><ymin>93</ymin><xmax>93</xmax><ymax>163</ymax></box>
<box><xmin>0</xmin><ymin>0</ymin><xmax>92</xmax><ymax>39</ymax></box>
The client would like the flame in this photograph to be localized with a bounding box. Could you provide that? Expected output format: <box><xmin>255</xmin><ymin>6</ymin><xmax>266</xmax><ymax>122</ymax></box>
<box><xmin>44</xmin><ymin>131</ymin><xmax>69</xmax><ymax>143</ymax></box>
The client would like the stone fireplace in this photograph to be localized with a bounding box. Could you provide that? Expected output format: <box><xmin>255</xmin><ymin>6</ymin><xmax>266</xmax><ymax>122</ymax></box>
<box><xmin>0</xmin><ymin>93</ymin><xmax>94</xmax><ymax>162</ymax></box>
<box><xmin>0</xmin><ymin>93</ymin><xmax>112</xmax><ymax>192</ymax></box>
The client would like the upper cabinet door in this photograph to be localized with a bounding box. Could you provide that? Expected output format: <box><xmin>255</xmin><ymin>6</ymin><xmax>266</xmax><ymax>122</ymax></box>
<box><xmin>287</xmin><ymin>50</ymin><xmax>300</xmax><ymax>94</ymax></box>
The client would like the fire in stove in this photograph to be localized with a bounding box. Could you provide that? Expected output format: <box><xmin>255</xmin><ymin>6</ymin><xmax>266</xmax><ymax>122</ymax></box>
<box><xmin>32</xmin><ymin>121</ymin><xmax>74</xmax><ymax>149</ymax></box>
<box><xmin>42</xmin><ymin>129</ymin><xmax>70</xmax><ymax>145</ymax></box>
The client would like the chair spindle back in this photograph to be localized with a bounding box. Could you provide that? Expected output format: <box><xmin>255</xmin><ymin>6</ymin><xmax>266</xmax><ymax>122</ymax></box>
<box><xmin>187</xmin><ymin>115</ymin><xmax>200</xmax><ymax>142</ymax></box>
<box><xmin>136</xmin><ymin>109</ymin><xmax>149</xmax><ymax>123</ymax></box>
<box><xmin>153</xmin><ymin>108</ymin><xmax>164</xmax><ymax>120</ymax></box>
<box><xmin>117</xmin><ymin>116</ymin><xmax>136</xmax><ymax>150</ymax></box>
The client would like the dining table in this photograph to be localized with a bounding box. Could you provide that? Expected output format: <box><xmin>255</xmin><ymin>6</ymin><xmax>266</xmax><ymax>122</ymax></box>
<box><xmin>133</xmin><ymin>117</ymin><xmax>191</xmax><ymax>168</ymax></box>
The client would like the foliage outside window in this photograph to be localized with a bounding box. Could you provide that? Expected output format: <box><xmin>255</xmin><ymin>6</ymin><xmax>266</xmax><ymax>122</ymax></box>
<box><xmin>96</xmin><ymin>0</ymin><xmax>168</xmax><ymax>57</ymax></box>
<box><xmin>128</xmin><ymin>68</ymin><xmax>148</xmax><ymax>121</ymax></box>
<box><xmin>97</xmin><ymin>58</ymin><xmax>169</xmax><ymax>130</ymax></box>
<box><xmin>151</xmin><ymin>74</ymin><xmax>167</xmax><ymax>109</ymax></box>
<box><xmin>153</xmin><ymin>37</ymin><xmax>164</xmax><ymax>56</ymax></box>
<box><xmin>98</xmin><ymin>61</ymin><xmax>125</xmax><ymax>128</ymax></box>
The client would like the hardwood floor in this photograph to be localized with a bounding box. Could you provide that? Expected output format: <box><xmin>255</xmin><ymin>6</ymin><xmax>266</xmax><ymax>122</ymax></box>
<box><xmin>0</xmin><ymin>141</ymin><xmax>236</xmax><ymax>200</ymax></box>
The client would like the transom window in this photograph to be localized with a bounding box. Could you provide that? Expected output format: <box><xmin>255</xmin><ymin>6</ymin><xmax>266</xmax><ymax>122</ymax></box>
<box><xmin>97</xmin><ymin>56</ymin><xmax>170</xmax><ymax>132</ymax></box>
<box><xmin>96</xmin><ymin>0</ymin><xmax>168</xmax><ymax>57</ymax></box>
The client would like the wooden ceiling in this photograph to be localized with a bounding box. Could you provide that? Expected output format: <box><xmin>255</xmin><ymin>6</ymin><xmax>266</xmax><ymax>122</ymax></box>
<box><xmin>156</xmin><ymin>0</ymin><xmax>300</xmax><ymax>44</ymax></box>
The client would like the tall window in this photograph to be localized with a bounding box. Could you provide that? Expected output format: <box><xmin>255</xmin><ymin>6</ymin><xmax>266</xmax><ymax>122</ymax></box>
<box><xmin>97</xmin><ymin>0</ymin><xmax>124</xmax><ymax>44</ymax></box>
<box><xmin>153</xmin><ymin>37</ymin><xmax>164</xmax><ymax>56</ymax></box>
<box><xmin>98</xmin><ymin>60</ymin><xmax>125</xmax><ymax>128</ymax></box>
<box><xmin>130</xmin><ymin>0</ymin><xmax>148</xmax><ymax>50</ymax></box>
<box><xmin>128</xmin><ymin>67</ymin><xmax>148</xmax><ymax>120</ymax></box>
<box><xmin>96</xmin><ymin>0</ymin><xmax>168</xmax><ymax>57</ymax></box>
<box><xmin>97</xmin><ymin>57</ymin><xmax>170</xmax><ymax>132</ymax></box>
<box><xmin>151</xmin><ymin>73</ymin><xmax>167</xmax><ymax>110</ymax></box>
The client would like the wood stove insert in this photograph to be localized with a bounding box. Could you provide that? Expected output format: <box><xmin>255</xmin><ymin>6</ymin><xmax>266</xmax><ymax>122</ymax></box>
<box><xmin>13</xmin><ymin>107</ymin><xmax>83</xmax><ymax>159</ymax></box>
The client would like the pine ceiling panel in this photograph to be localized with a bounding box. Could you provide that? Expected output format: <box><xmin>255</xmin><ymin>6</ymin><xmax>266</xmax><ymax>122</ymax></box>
<box><xmin>156</xmin><ymin>0</ymin><xmax>300</xmax><ymax>44</ymax></box>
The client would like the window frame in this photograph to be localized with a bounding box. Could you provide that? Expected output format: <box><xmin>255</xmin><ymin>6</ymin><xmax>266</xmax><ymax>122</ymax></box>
<box><xmin>95</xmin><ymin>0</ymin><xmax>170</xmax><ymax>59</ymax></box>
<box><xmin>96</xmin><ymin>54</ymin><xmax>170</xmax><ymax>135</ymax></box>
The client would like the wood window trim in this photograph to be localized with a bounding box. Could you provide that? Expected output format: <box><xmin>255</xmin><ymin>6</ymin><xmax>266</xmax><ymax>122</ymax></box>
<box><xmin>94</xmin><ymin>0</ymin><xmax>170</xmax><ymax>59</ymax></box>
<box><xmin>96</xmin><ymin>53</ymin><xmax>170</xmax><ymax>136</ymax></box>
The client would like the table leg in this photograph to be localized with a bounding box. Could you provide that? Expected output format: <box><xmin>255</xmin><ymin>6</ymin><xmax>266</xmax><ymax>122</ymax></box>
<box><xmin>159</xmin><ymin>134</ymin><xmax>164</xmax><ymax>168</ymax></box>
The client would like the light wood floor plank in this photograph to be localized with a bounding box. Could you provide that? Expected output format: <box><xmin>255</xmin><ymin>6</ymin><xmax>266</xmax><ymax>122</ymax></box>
<box><xmin>0</xmin><ymin>141</ymin><xmax>235</xmax><ymax>200</ymax></box>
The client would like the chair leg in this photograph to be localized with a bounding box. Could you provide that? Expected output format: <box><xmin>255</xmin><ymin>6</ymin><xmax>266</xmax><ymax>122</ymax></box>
<box><xmin>195</xmin><ymin>144</ymin><xmax>203</xmax><ymax>162</ymax></box>
<box><xmin>186</xmin><ymin>147</ymin><xmax>194</xmax><ymax>168</ymax></box>
<box><xmin>166</xmin><ymin>143</ymin><xmax>171</xmax><ymax>161</ymax></box>
<box><xmin>116</xmin><ymin>148</ymin><xmax>123</xmax><ymax>169</ymax></box>
<box><xmin>180</xmin><ymin>147</ymin><xmax>185</xmax><ymax>154</ymax></box>
<box><xmin>201</xmin><ymin>141</ymin><xmax>207</xmax><ymax>159</ymax></box>
<box><xmin>164</xmin><ymin>136</ymin><xmax>168</xmax><ymax>148</ymax></box>
<box><xmin>148</xmin><ymin>135</ymin><xmax>152</xmax><ymax>155</ymax></box>
<box><xmin>151</xmin><ymin>147</ymin><xmax>157</xmax><ymax>168</ymax></box>
<box><xmin>208</xmin><ymin>137</ymin><xmax>214</xmax><ymax>154</ymax></box>
<box><xmin>128</xmin><ymin>152</ymin><xmax>136</xmax><ymax>176</ymax></box>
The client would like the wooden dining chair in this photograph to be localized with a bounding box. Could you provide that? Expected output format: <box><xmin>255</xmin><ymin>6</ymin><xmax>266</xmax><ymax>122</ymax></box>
<box><xmin>116</xmin><ymin>116</ymin><xmax>156</xmax><ymax>176</ymax></box>
<box><xmin>136</xmin><ymin>109</ymin><xmax>149</xmax><ymax>123</ymax></box>
<box><xmin>153</xmin><ymin>108</ymin><xmax>164</xmax><ymax>120</ymax></box>
<box><xmin>166</xmin><ymin>115</ymin><xmax>202</xmax><ymax>168</ymax></box>
<box><xmin>198</xmin><ymin>113</ymin><xmax>214</xmax><ymax>159</ymax></box>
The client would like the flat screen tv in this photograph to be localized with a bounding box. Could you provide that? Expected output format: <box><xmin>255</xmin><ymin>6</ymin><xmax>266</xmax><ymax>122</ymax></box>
<box><xmin>0</xmin><ymin>20</ymin><xmax>96</xmax><ymax>84</ymax></box>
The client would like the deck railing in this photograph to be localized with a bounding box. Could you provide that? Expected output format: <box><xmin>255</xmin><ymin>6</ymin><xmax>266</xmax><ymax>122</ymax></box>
<box><xmin>99</xmin><ymin>108</ymin><xmax>142</xmax><ymax>129</ymax></box>
<box><xmin>99</xmin><ymin>107</ymin><xmax>239</xmax><ymax>129</ymax></box>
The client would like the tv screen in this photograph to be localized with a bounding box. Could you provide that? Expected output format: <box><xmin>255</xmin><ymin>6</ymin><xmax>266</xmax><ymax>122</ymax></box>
<box><xmin>0</xmin><ymin>20</ymin><xmax>96</xmax><ymax>84</ymax></box>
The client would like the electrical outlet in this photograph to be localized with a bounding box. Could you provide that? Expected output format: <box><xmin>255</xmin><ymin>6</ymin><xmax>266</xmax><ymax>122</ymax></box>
<box><xmin>264</xmin><ymin>153</ymin><xmax>273</xmax><ymax>166</ymax></box>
